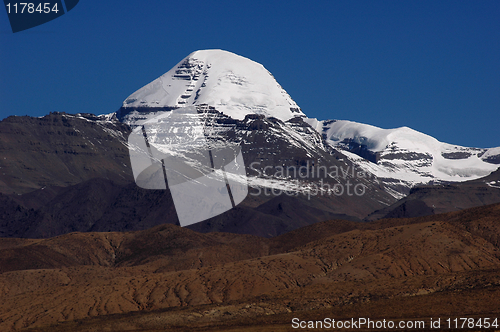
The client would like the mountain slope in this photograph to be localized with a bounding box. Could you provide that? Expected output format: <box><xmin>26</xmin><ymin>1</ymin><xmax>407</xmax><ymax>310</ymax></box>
<box><xmin>306</xmin><ymin>118</ymin><xmax>500</xmax><ymax>193</ymax></box>
<box><xmin>0</xmin><ymin>113</ymin><xmax>133</xmax><ymax>194</ymax></box>
<box><xmin>365</xmin><ymin>168</ymin><xmax>500</xmax><ymax>220</ymax></box>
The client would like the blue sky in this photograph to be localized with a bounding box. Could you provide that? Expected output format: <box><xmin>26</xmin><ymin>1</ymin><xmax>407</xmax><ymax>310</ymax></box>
<box><xmin>0</xmin><ymin>0</ymin><xmax>498</xmax><ymax>148</ymax></box>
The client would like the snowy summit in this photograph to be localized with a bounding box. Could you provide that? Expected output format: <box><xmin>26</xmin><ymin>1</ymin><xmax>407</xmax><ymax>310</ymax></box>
<box><xmin>306</xmin><ymin>118</ymin><xmax>500</xmax><ymax>187</ymax></box>
<box><xmin>122</xmin><ymin>49</ymin><xmax>304</xmax><ymax>121</ymax></box>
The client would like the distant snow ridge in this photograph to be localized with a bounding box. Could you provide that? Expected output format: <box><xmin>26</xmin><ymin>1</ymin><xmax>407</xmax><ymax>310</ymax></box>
<box><xmin>306</xmin><ymin>118</ymin><xmax>500</xmax><ymax>189</ymax></box>
<box><xmin>122</xmin><ymin>49</ymin><xmax>304</xmax><ymax>122</ymax></box>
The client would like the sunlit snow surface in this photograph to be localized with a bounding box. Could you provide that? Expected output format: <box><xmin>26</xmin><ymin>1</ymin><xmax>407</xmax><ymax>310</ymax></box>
<box><xmin>122</xmin><ymin>49</ymin><xmax>304</xmax><ymax>121</ymax></box>
<box><xmin>306</xmin><ymin>118</ymin><xmax>499</xmax><ymax>186</ymax></box>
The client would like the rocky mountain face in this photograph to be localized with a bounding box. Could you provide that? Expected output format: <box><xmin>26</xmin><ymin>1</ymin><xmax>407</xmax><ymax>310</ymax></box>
<box><xmin>365</xmin><ymin>168</ymin><xmax>500</xmax><ymax>220</ymax></box>
<box><xmin>0</xmin><ymin>109</ymin><xmax>394</xmax><ymax>238</ymax></box>
<box><xmin>0</xmin><ymin>112</ymin><xmax>132</xmax><ymax>194</ymax></box>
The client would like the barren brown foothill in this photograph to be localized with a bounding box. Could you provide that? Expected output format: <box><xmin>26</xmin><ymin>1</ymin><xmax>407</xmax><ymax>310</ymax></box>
<box><xmin>0</xmin><ymin>203</ymin><xmax>499</xmax><ymax>331</ymax></box>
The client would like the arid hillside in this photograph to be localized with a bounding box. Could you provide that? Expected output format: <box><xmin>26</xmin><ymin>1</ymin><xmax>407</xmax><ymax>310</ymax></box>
<box><xmin>0</xmin><ymin>203</ymin><xmax>499</xmax><ymax>331</ymax></box>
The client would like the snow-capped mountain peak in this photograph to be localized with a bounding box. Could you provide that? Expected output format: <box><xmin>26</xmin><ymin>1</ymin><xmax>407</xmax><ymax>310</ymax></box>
<box><xmin>306</xmin><ymin>118</ymin><xmax>500</xmax><ymax>191</ymax></box>
<box><xmin>115</xmin><ymin>49</ymin><xmax>498</xmax><ymax>199</ymax></box>
<box><xmin>306</xmin><ymin>118</ymin><xmax>441</xmax><ymax>152</ymax></box>
<box><xmin>121</xmin><ymin>49</ymin><xmax>304</xmax><ymax>122</ymax></box>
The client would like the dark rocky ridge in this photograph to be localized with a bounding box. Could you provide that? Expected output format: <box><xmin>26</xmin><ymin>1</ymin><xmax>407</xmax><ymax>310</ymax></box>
<box><xmin>0</xmin><ymin>178</ymin><xmax>180</xmax><ymax>238</ymax></box>
<box><xmin>0</xmin><ymin>175</ymin><xmax>365</xmax><ymax>239</ymax></box>
<box><xmin>0</xmin><ymin>111</ymin><xmax>395</xmax><ymax>238</ymax></box>
<box><xmin>365</xmin><ymin>168</ymin><xmax>500</xmax><ymax>220</ymax></box>
<box><xmin>0</xmin><ymin>113</ymin><xmax>133</xmax><ymax>194</ymax></box>
<box><xmin>483</xmin><ymin>154</ymin><xmax>500</xmax><ymax>164</ymax></box>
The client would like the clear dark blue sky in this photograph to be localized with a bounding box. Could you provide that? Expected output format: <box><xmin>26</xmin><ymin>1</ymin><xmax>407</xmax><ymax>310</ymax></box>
<box><xmin>1</xmin><ymin>1</ymin><xmax>498</xmax><ymax>148</ymax></box>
